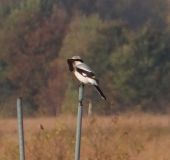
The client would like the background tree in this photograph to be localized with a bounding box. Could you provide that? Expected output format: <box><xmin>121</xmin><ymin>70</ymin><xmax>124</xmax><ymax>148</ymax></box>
<box><xmin>0</xmin><ymin>0</ymin><xmax>170</xmax><ymax>116</ymax></box>
<box><xmin>110</xmin><ymin>25</ymin><xmax>170</xmax><ymax>112</ymax></box>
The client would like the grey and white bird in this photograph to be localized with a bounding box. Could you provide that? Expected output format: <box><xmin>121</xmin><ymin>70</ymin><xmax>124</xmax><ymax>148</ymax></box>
<box><xmin>67</xmin><ymin>56</ymin><xmax>106</xmax><ymax>100</ymax></box>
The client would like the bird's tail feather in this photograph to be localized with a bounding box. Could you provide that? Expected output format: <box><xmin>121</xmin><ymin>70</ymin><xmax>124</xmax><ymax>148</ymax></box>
<box><xmin>94</xmin><ymin>85</ymin><xmax>107</xmax><ymax>100</ymax></box>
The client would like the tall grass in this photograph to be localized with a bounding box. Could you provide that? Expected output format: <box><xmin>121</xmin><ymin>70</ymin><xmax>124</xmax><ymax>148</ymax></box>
<box><xmin>0</xmin><ymin>113</ymin><xmax>170</xmax><ymax>160</ymax></box>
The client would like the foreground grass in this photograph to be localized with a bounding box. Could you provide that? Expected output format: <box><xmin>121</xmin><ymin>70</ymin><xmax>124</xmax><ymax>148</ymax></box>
<box><xmin>0</xmin><ymin>113</ymin><xmax>170</xmax><ymax>160</ymax></box>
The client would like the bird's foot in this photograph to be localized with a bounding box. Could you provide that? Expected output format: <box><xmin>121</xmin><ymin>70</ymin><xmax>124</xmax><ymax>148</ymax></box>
<box><xmin>79</xmin><ymin>82</ymin><xmax>84</xmax><ymax>87</ymax></box>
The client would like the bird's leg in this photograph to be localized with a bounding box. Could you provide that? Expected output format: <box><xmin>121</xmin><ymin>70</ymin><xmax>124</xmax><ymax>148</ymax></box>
<box><xmin>78</xmin><ymin>83</ymin><xmax>84</xmax><ymax>105</ymax></box>
<box><xmin>79</xmin><ymin>82</ymin><xmax>84</xmax><ymax>87</ymax></box>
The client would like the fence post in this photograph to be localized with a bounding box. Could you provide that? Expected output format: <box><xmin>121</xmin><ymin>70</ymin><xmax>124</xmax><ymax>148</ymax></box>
<box><xmin>17</xmin><ymin>97</ymin><xmax>25</xmax><ymax>160</ymax></box>
<box><xmin>88</xmin><ymin>100</ymin><xmax>92</xmax><ymax>116</ymax></box>
<box><xmin>75</xmin><ymin>84</ymin><xmax>84</xmax><ymax>160</ymax></box>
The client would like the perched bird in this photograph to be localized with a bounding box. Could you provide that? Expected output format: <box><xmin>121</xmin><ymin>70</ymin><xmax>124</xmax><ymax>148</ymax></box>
<box><xmin>67</xmin><ymin>56</ymin><xmax>106</xmax><ymax>100</ymax></box>
<box><xmin>38</xmin><ymin>124</ymin><xmax>44</xmax><ymax>130</ymax></box>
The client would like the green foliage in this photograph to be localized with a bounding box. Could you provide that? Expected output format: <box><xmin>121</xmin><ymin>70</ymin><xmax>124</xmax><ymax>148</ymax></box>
<box><xmin>86</xmin><ymin>21</ymin><xmax>130</xmax><ymax>109</ymax></box>
<box><xmin>110</xmin><ymin>25</ymin><xmax>170</xmax><ymax>111</ymax></box>
<box><xmin>61</xmin><ymin>82</ymin><xmax>78</xmax><ymax>114</ymax></box>
<box><xmin>128</xmin><ymin>27</ymin><xmax>168</xmax><ymax>98</ymax></box>
<box><xmin>0</xmin><ymin>0</ymin><xmax>170</xmax><ymax>115</ymax></box>
<box><xmin>0</xmin><ymin>0</ymin><xmax>68</xmax><ymax>116</ymax></box>
<box><xmin>84</xmin><ymin>19</ymin><xmax>170</xmax><ymax>112</ymax></box>
<box><xmin>60</xmin><ymin>14</ymin><xmax>102</xmax><ymax>59</ymax></box>
<box><xmin>87</xmin><ymin>20</ymin><xmax>128</xmax><ymax>72</ymax></box>
<box><xmin>80</xmin><ymin>0</ymin><xmax>169</xmax><ymax>29</ymax></box>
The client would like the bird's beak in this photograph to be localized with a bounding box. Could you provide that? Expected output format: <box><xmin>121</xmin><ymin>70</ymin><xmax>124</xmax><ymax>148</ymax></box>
<box><xmin>67</xmin><ymin>59</ymin><xmax>73</xmax><ymax>61</ymax></box>
<box><xmin>67</xmin><ymin>59</ymin><xmax>74</xmax><ymax>63</ymax></box>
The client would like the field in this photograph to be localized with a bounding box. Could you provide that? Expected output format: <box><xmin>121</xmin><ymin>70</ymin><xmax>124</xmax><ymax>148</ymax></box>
<box><xmin>0</xmin><ymin>113</ymin><xmax>170</xmax><ymax>160</ymax></box>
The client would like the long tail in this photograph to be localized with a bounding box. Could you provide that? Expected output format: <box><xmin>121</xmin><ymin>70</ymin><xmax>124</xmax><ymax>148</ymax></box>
<box><xmin>94</xmin><ymin>85</ymin><xmax>107</xmax><ymax>100</ymax></box>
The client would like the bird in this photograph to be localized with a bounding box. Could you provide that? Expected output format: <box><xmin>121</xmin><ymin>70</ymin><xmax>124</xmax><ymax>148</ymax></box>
<box><xmin>67</xmin><ymin>56</ymin><xmax>106</xmax><ymax>100</ymax></box>
<box><xmin>38</xmin><ymin>124</ymin><xmax>44</xmax><ymax>130</ymax></box>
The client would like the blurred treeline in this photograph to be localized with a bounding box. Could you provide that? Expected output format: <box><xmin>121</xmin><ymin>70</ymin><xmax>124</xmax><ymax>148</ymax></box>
<box><xmin>0</xmin><ymin>0</ymin><xmax>170</xmax><ymax>117</ymax></box>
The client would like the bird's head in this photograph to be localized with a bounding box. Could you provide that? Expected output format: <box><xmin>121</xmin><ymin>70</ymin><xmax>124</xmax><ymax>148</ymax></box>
<box><xmin>70</xmin><ymin>56</ymin><xmax>83</xmax><ymax>62</ymax></box>
<box><xmin>67</xmin><ymin>56</ymin><xmax>83</xmax><ymax>72</ymax></box>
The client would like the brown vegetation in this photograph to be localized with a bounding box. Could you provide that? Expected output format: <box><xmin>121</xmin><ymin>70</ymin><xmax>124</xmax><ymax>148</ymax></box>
<box><xmin>0</xmin><ymin>114</ymin><xmax>170</xmax><ymax>159</ymax></box>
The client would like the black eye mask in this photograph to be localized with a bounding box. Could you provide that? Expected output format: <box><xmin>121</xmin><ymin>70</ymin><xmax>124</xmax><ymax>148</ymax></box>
<box><xmin>67</xmin><ymin>59</ymin><xmax>74</xmax><ymax>72</ymax></box>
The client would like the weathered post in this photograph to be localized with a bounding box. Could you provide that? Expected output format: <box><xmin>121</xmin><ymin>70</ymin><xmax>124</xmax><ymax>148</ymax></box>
<box><xmin>17</xmin><ymin>97</ymin><xmax>25</xmax><ymax>160</ymax></box>
<box><xmin>88</xmin><ymin>100</ymin><xmax>92</xmax><ymax>116</ymax></box>
<box><xmin>75</xmin><ymin>84</ymin><xmax>84</xmax><ymax>160</ymax></box>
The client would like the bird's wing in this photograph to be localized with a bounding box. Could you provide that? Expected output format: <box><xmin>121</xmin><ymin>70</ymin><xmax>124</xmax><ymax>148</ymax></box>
<box><xmin>67</xmin><ymin>59</ymin><xmax>74</xmax><ymax>72</ymax></box>
<box><xmin>76</xmin><ymin>63</ymin><xmax>93</xmax><ymax>72</ymax></box>
<box><xmin>76</xmin><ymin>63</ymin><xmax>99</xmax><ymax>82</ymax></box>
<box><xmin>76</xmin><ymin>67</ymin><xmax>96</xmax><ymax>79</ymax></box>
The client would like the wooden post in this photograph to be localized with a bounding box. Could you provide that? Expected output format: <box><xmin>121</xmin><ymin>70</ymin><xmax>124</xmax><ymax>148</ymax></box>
<box><xmin>88</xmin><ymin>100</ymin><xmax>92</xmax><ymax>116</ymax></box>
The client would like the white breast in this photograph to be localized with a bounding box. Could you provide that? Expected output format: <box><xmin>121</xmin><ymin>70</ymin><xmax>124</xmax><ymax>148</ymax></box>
<box><xmin>74</xmin><ymin>71</ymin><xmax>89</xmax><ymax>84</ymax></box>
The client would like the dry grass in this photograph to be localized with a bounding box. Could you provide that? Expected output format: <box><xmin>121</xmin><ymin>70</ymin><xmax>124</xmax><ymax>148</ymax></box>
<box><xmin>0</xmin><ymin>113</ymin><xmax>170</xmax><ymax>159</ymax></box>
